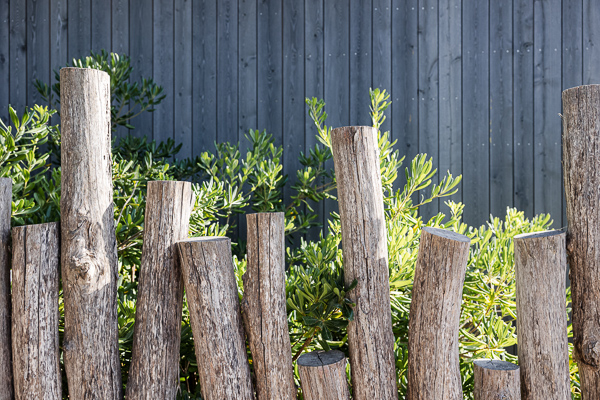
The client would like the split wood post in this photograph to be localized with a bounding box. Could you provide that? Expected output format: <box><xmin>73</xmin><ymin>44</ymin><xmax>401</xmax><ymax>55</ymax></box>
<box><xmin>11</xmin><ymin>222</ymin><xmax>61</xmax><ymax>399</ymax></box>
<box><xmin>297</xmin><ymin>350</ymin><xmax>350</xmax><ymax>400</ymax></box>
<box><xmin>60</xmin><ymin>67</ymin><xmax>122</xmax><ymax>399</ymax></box>
<box><xmin>473</xmin><ymin>359</ymin><xmax>520</xmax><ymax>400</ymax></box>
<box><xmin>407</xmin><ymin>227</ymin><xmax>470</xmax><ymax>400</ymax></box>
<box><xmin>330</xmin><ymin>126</ymin><xmax>397</xmax><ymax>399</ymax></box>
<box><xmin>177</xmin><ymin>237</ymin><xmax>254</xmax><ymax>400</ymax></box>
<box><xmin>242</xmin><ymin>212</ymin><xmax>296</xmax><ymax>400</ymax></box>
<box><xmin>514</xmin><ymin>230</ymin><xmax>570</xmax><ymax>399</ymax></box>
<box><xmin>562</xmin><ymin>84</ymin><xmax>600</xmax><ymax>398</ymax></box>
<box><xmin>126</xmin><ymin>181</ymin><xmax>194</xmax><ymax>399</ymax></box>
<box><xmin>0</xmin><ymin>178</ymin><xmax>12</xmax><ymax>400</ymax></box>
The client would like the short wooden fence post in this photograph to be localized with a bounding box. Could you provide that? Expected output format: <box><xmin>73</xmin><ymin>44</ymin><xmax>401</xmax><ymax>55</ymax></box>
<box><xmin>297</xmin><ymin>350</ymin><xmax>350</xmax><ymax>400</ymax></box>
<box><xmin>407</xmin><ymin>227</ymin><xmax>470</xmax><ymax>400</ymax></box>
<box><xmin>0</xmin><ymin>178</ymin><xmax>12</xmax><ymax>400</ymax></box>
<box><xmin>514</xmin><ymin>230</ymin><xmax>570</xmax><ymax>399</ymax></box>
<box><xmin>11</xmin><ymin>222</ymin><xmax>61</xmax><ymax>399</ymax></box>
<box><xmin>473</xmin><ymin>359</ymin><xmax>520</xmax><ymax>400</ymax></box>
<box><xmin>127</xmin><ymin>181</ymin><xmax>194</xmax><ymax>399</ymax></box>
<box><xmin>177</xmin><ymin>236</ymin><xmax>254</xmax><ymax>400</ymax></box>
<box><xmin>242</xmin><ymin>212</ymin><xmax>297</xmax><ymax>399</ymax></box>
<box><xmin>330</xmin><ymin>126</ymin><xmax>398</xmax><ymax>399</ymax></box>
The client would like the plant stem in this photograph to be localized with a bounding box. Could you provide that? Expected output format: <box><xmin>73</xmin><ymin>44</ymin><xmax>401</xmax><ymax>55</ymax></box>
<box><xmin>292</xmin><ymin>331</ymin><xmax>316</xmax><ymax>363</ymax></box>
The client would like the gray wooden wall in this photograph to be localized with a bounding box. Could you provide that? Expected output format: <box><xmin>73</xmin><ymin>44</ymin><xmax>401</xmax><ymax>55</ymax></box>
<box><xmin>0</xmin><ymin>0</ymin><xmax>598</xmax><ymax>227</ymax></box>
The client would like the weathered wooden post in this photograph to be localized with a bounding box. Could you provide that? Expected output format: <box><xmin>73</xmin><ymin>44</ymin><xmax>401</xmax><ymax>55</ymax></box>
<box><xmin>127</xmin><ymin>181</ymin><xmax>194</xmax><ymax>399</ymax></box>
<box><xmin>0</xmin><ymin>178</ymin><xmax>12</xmax><ymax>400</ymax></box>
<box><xmin>330</xmin><ymin>126</ymin><xmax>398</xmax><ymax>399</ymax></box>
<box><xmin>11</xmin><ymin>222</ymin><xmax>61</xmax><ymax>399</ymax></box>
<box><xmin>242</xmin><ymin>212</ymin><xmax>297</xmax><ymax>400</ymax></box>
<box><xmin>514</xmin><ymin>230</ymin><xmax>570</xmax><ymax>399</ymax></box>
<box><xmin>60</xmin><ymin>67</ymin><xmax>122</xmax><ymax>399</ymax></box>
<box><xmin>177</xmin><ymin>237</ymin><xmax>254</xmax><ymax>400</ymax></box>
<box><xmin>473</xmin><ymin>360</ymin><xmax>520</xmax><ymax>400</ymax></box>
<box><xmin>407</xmin><ymin>227</ymin><xmax>470</xmax><ymax>400</ymax></box>
<box><xmin>297</xmin><ymin>350</ymin><xmax>350</xmax><ymax>400</ymax></box>
<box><xmin>562</xmin><ymin>84</ymin><xmax>600</xmax><ymax>398</ymax></box>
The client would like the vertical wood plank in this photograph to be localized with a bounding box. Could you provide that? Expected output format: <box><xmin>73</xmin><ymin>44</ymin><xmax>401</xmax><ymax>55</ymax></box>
<box><xmin>238</xmin><ymin>0</ymin><xmax>257</xmax><ymax>155</ymax></box>
<box><xmin>174</xmin><ymin>0</ymin><xmax>193</xmax><ymax>159</ymax></box>
<box><xmin>583</xmin><ymin>0</ymin><xmax>600</xmax><ymax>84</ymax></box>
<box><xmin>91</xmin><ymin>0</ymin><xmax>111</xmax><ymax>51</ymax></box>
<box><xmin>111</xmin><ymin>0</ymin><xmax>129</xmax><ymax>55</ymax></box>
<box><xmin>217</xmin><ymin>0</ymin><xmax>238</xmax><ymax>144</ymax></box>
<box><xmin>50</xmin><ymin>0</ymin><xmax>68</xmax><ymax>74</ymax></box>
<box><xmin>27</xmin><ymin>0</ymin><xmax>50</xmax><ymax>107</ymax></box>
<box><xmin>533</xmin><ymin>0</ymin><xmax>561</xmax><ymax>224</ymax></box>
<box><xmin>0</xmin><ymin>0</ymin><xmax>10</xmax><ymax>122</ymax></box>
<box><xmin>349</xmin><ymin>0</ymin><xmax>371</xmax><ymax>126</ymax></box>
<box><xmin>153</xmin><ymin>0</ymin><xmax>174</xmax><ymax>145</ymax></box>
<box><xmin>489</xmin><ymin>0</ymin><xmax>513</xmax><ymax>219</ymax></box>
<box><xmin>129</xmin><ymin>0</ymin><xmax>153</xmax><ymax>138</ymax></box>
<box><xmin>67</xmin><ymin>0</ymin><xmax>91</xmax><ymax>60</ymax></box>
<box><xmin>372</xmin><ymin>0</ymin><xmax>392</xmax><ymax>134</ymax></box>
<box><xmin>192</xmin><ymin>0</ymin><xmax>217</xmax><ymax>153</ymax></box>
<box><xmin>462</xmin><ymin>0</ymin><xmax>489</xmax><ymax>225</ymax></box>
<box><xmin>10</xmin><ymin>0</ymin><xmax>27</xmax><ymax>113</ymax></box>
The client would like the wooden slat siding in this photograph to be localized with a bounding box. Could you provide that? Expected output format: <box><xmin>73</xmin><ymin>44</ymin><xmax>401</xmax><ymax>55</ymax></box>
<box><xmin>112</xmin><ymin>0</ymin><xmax>129</xmax><ymax>141</ymax></box>
<box><xmin>174</xmin><ymin>0</ymin><xmax>193</xmax><ymax>159</ymax></box>
<box><xmin>153</xmin><ymin>0</ymin><xmax>174</xmax><ymax>145</ymax></box>
<box><xmin>489</xmin><ymin>0</ymin><xmax>513</xmax><ymax>220</ymax></box>
<box><xmin>513</xmin><ymin>0</ymin><xmax>534</xmax><ymax>219</ymax></box>
<box><xmin>129</xmin><ymin>0</ymin><xmax>153</xmax><ymax>138</ymax></box>
<box><xmin>0</xmin><ymin>0</ymin><xmax>9</xmax><ymax>122</ymax></box>
<box><xmin>323</xmin><ymin>0</ymin><xmax>349</xmax><ymax>230</ymax></box>
<box><xmin>9</xmin><ymin>0</ymin><xmax>27</xmax><ymax>114</ymax></box>
<box><xmin>418</xmin><ymin>0</ymin><xmax>439</xmax><ymax>219</ymax></box>
<box><xmin>304</xmin><ymin>0</ymin><xmax>324</xmax><ymax>240</ymax></box>
<box><xmin>91</xmin><ymin>0</ymin><xmax>111</xmax><ymax>52</ymax></box>
<box><xmin>50</xmin><ymin>0</ymin><xmax>67</xmax><ymax>74</ymax></box>
<box><xmin>67</xmin><ymin>0</ymin><xmax>90</xmax><ymax>61</ymax></box>
<box><xmin>192</xmin><ymin>0</ymin><xmax>217</xmax><ymax>154</ymax></box>
<box><xmin>584</xmin><ymin>0</ymin><xmax>600</xmax><ymax>85</ymax></box>
<box><xmin>217</xmin><ymin>0</ymin><xmax>238</xmax><ymax>144</ymax></box>
<box><xmin>533</xmin><ymin>0</ymin><xmax>562</xmax><ymax>224</ymax></box>
<box><xmin>349</xmin><ymin>0</ymin><xmax>371</xmax><ymax>126</ymax></box>
<box><xmin>462</xmin><ymin>0</ymin><xmax>489</xmax><ymax>225</ymax></box>
<box><xmin>238</xmin><ymin>0</ymin><xmax>257</xmax><ymax>156</ymax></box>
<box><xmin>27</xmin><ymin>0</ymin><xmax>49</xmax><ymax>108</ymax></box>
<box><xmin>372</xmin><ymin>0</ymin><xmax>392</xmax><ymax>134</ymax></box>
<box><xmin>438</xmin><ymin>0</ymin><xmax>462</xmax><ymax>206</ymax></box>
<box><xmin>391</xmin><ymin>0</ymin><xmax>418</xmax><ymax>191</ymax></box>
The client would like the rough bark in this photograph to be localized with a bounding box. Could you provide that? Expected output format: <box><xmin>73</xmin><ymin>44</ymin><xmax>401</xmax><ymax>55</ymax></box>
<box><xmin>514</xmin><ymin>230</ymin><xmax>570</xmax><ymax>400</ymax></box>
<box><xmin>11</xmin><ymin>222</ymin><xmax>61</xmax><ymax>400</ymax></box>
<box><xmin>562</xmin><ymin>84</ymin><xmax>600</xmax><ymax>399</ymax></box>
<box><xmin>0</xmin><ymin>178</ymin><xmax>12</xmax><ymax>400</ymax></box>
<box><xmin>330</xmin><ymin>126</ymin><xmax>397</xmax><ymax>400</ymax></box>
<box><xmin>473</xmin><ymin>359</ymin><xmax>520</xmax><ymax>400</ymax></box>
<box><xmin>297</xmin><ymin>350</ymin><xmax>350</xmax><ymax>400</ymax></box>
<box><xmin>407</xmin><ymin>227</ymin><xmax>470</xmax><ymax>400</ymax></box>
<box><xmin>60</xmin><ymin>67</ymin><xmax>122</xmax><ymax>399</ymax></box>
<box><xmin>242</xmin><ymin>212</ymin><xmax>296</xmax><ymax>400</ymax></box>
<box><xmin>177</xmin><ymin>237</ymin><xmax>254</xmax><ymax>400</ymax></box>
<box><xmin>126</xmin><ymin>181</ymin><xmax>194</xmax><ymax>399</ymax></box>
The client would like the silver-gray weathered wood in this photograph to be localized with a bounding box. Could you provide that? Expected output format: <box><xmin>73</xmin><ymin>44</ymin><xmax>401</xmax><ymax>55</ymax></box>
<box><xmin>330</xmin><ymin>126</ymin><xmax>397</xmax><ymax>400</ymax></box>
<box><xmin>0</xmin><ymin>178</ymin><xmax>12</xmax><ymax>400</ymax></box>
<box><xmin>407</xmin><ymin>227</ymin><xmax>470</xmax><ymax>400</ymax></box>
<box><xmin>297</xmin><ymin>350</ymin><xmax>350</xmax><ymax>400</ymax></box>
<box><xmin>242</xmin><ymin>212</ymin><xmax>296</xmax><ymax>400</ymax></box>
<box><xmin>473</xmin><ymin>359</ymin><xmax>520</xmax><ymax>400</ymax></box>
<box><xmin>515</xmin><ymin>230</ymin><xmax>570</xmax><ymax>399</ymax></box>
<box><xmin>60</xmin><ymin>67</ymin><xmax>122</xmax><ymax>400</ymax></box>
<box><xmin>11</xmin><ymin>222</ymin><xmax>61</xmax><ymax>400</ymax></box>
<box><xmin>177</xmin><ymin>236</ymin><xmax>254</xmax><ymax>400</ymax></box>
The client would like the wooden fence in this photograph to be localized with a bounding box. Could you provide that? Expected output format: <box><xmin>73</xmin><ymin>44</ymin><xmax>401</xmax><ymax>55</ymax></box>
<box><xmin>0</xmin><ymin>68</ymin><xmax>598</xmax><ymax>399</ymax></box>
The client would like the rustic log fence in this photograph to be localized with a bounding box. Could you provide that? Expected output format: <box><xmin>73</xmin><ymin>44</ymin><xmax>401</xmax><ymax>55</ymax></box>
<box><xmin>0</xmin><ymin>69</ymin><xmax>593</xmax><ymax>399</ymax></box>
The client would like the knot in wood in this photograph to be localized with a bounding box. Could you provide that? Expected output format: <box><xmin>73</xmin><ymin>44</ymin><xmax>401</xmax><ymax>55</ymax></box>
<box><xmin>583</xmin><ymin>340</ymin><xmax>600</xmax><ymax>367</ymax></box>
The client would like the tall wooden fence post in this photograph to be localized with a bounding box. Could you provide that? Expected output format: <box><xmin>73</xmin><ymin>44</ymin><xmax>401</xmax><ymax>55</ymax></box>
<box><xmin>126</xmin><ymin>181</ymin><xmax>194</xmax><ymax>399</ymax></box>
<box><xmin>473</xmin><ymin>360</ymin><xmax>520</xmax><ymax>400</ymax></box>
<box><xmin>407</xmin><ymin>227</ymin><xmax>470</xmax><ymax>400</ymax></box>
<box><xmin>297</xmin><ymin>350</ymin><xmax>350</xmax><ymax>400</ymax></box>
<box><xmin>60</xmin><ymin>67</ymin><xmax>122</xmax><ymax>399</ymax></box>
<box><xmin>514</xmin><ymin>230</ymin><xmax>570</xmax><ymax>399</ymax></box>
<box><xmin>177</xmin><ymin>237</ymin><xmax>254</xmax><ymax>400</ymax></box>
<box><xmin>242</xmin><ymin>212</ymin><xmax>297</xmax><ymax>400</ymax></box>
<box><xmin>330</xmin><ymin>126</ymin><xmax>398</xmax><ymax>399</ymax></box>
<box><xmin>0</xmin><ymin>178</ymin><xmax>12</xmax><ymax>400</ymax></box>
<box><xmin>11</xmin><ymin>223</ymin><xmax>61</xmax><ymax>399</ymax></box>
<box><xmin>562</xmin><ymin>84</ymin><xmax>600</xmax><ymax>397</ymax></box>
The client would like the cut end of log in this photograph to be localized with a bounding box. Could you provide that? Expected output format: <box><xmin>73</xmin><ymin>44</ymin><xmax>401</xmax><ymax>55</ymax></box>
<box><xmin>297</xmin><ymin>350</ymin><xmax>346</xmax><ymax>368</ymax></box>
<box><xmin>562</xmin><ymin>84</ymin><xmax>600</xmax><ymax>98</ymax></box>
<box><xmin>514</xmin><ymin>229</ymin><xmax>565</xmax><ymax>241</ymax></box>
<box><xmin>178</xmin><ymin>236</ymin><xmax>231</xmax><ymax>244</ymax></box>
<box><xmin>473</xmin><ymin>359</ymin><xmax>519</xmax><ymax>371</ymax></box>
<box><xmin>422</xmin><ymin>226</ymin><xmax>470</xmax><ymax>243</ymax></box>
<box><xmin>60</xmin><ymin>66</ymin><xmax>110</xmax><ymax>80</ymax></box>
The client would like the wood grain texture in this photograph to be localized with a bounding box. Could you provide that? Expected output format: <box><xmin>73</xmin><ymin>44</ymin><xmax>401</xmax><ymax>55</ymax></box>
<box><xmin>407</xmin><ymin>227</ymin><xmax>470</xmax><ymax>400</ymax></box>
<box><xmin>514</xmin><ymin>230</ymin><xmax>570</xmax><ymax>400</ymax></box>
<box><xmin>473</xmin><ymin>359</ymin><xmax>520</xmax><ymax>400</ymax></box>
<box><xmin>0</xmin><ymin>0</ymin><xmax>8</xmax><ymax>122</ymax></box>
<box><xmin>126</xmin><ymin>181</ymin><xmax>194</xmax><ymax>400</ymax></box>
<box><xmin>562</xmin><ymin>84</ymin><xmax>600</xmax><ymax>399</ymax></box>
<box><xmin>349</xmin><ymin>0</ymin><xmax>371</xmax><ymax>126</ymax></box>
<box><xmin>242</xmin><ymin>212</ymin><xmax>296</xmax><ymax>400</ymax></box>
<box><xmin>174</xmin><ymin>0</ymin><xmax>193</xmax><ymax>159</ymax></box>
<box><xmin>60</xmin><ymin>67</ymin><xmax>122</xmax><ymax>400</ymax></box>
<box><xmin>0</xmin><ymin>178</ymin><xmax>12</xmax><ymax>400</ymax></box>
<box><xmin>297</xmin><ymin>350</ymin><xmax>350</xmax><ymax>400</ymax></box>
<box><xmin>330</xmin><ymin>126</ymin><xmax>397</xmax><ymax>400</ymax></box>
<box><xmin>153</xmin><ymin>0</ymin><xmax>174</xmax><ymax>145</ymax></box>
<box><xmin>9</xmin><ymin>0</ymin><xmax>26</xmax><ymax>114</ymax></box>
<box><xmin>177</xmin><ymin>237</ymin><xmax>254</xmax><ymax>400</ymax></box>
<box><xmin>217</xmin><ymin>0</ymin><xmax>238</xmax><ymax>144</ymax></box>
<box><xmin>11</xmin><ymin>222</ymin><xmax>61</xmax><ymax>400</ymax></box>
